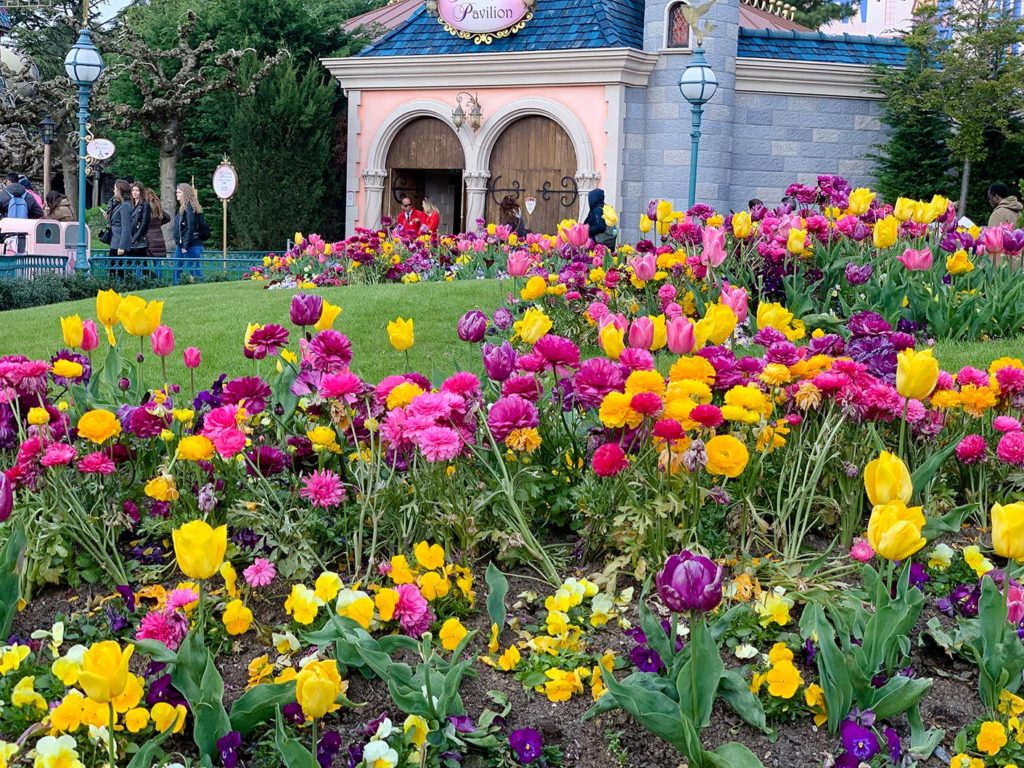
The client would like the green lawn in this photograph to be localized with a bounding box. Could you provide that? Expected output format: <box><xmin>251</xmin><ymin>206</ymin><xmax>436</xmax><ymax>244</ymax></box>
<box><xmin>1</xmin><ymin>279</ymin><xmax>1023</xmax><ymax>384</ymax></box>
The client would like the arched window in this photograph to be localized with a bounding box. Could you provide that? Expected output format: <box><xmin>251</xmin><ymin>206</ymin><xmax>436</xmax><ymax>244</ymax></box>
<box><xmin>666</xmin><ymin>2</ymin><xmax>691</xmax><ymax>49</ymax></box>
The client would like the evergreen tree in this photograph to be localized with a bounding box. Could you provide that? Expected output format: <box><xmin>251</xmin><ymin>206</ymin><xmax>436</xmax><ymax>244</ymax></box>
<box><xmin>228</xmin><ymin>60</ymin><xmax>336</xmax><ymax>249</ymax></box>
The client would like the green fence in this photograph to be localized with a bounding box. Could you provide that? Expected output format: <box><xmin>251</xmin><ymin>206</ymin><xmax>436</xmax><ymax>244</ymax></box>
<box><xmin>0</xmin><ymin>255</ymin><xmax>74</xmax><ymax>280</ymax></box>
<box><xmin>0</xmin><ymin>252</ymin><xmax>273</xmax><ymax>283</ymax></box>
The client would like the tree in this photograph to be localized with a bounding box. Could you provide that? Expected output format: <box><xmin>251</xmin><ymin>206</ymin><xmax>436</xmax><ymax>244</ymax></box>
<box><xmin>789</xmin><ymin>0</ymin><xmax>855</xmax><ymax>31</ymax></box>
<box><xmin>228</xmin><ymin>60</ymin><xmax>336</xmax><ymax>249</ymax></box>
<box><xmin>105</xmin><ymin>10</ymin><xmax>285</xmax><ymax>215</ymax></box>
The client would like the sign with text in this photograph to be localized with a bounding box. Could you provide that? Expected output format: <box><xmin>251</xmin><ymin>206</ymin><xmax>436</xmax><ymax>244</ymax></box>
<box><xmin>435</xmin><ymin>0</ymin><xmax>533</xmax><ymax>42</ymax></box>
<box><xmin>86</xmin><ymin>138</ymin><xmax>115</xmax><ymax>161</ymax></box>
<box><xmin>213</xmin><ymin>161</ymin><xmax>238</xmax><ymax>200</ymax></box>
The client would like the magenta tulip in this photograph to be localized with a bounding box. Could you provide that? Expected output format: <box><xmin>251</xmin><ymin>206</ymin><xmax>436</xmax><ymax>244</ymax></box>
<box><xmin>183</xmin><ymin>347</ymin><xmax>202</xmax><ymax>369</ymax></box>
<box><xmin>457</xmin><ymin>310</ymin><xmax>488</xmax><ymax>343</ymax></box>
<box><xmin>628</xmin><ymin>317</ymin><xmax>654</xmax><ymax>349</ymax></box>
<box><xmin>719</xmin><ymin>282</ymin><xmax>749</xmax><ymax>323</ymax></box>
<box><xmin>507</xmin><ymin>250</ymin><xmax>532</xmax><ymax>277</ymax></box>
<box><xmin>981</xmin><ymin>226</ymin><xmax>1006</xmax><ymax>256</ymax></box>
<box><xmin>666</xmin><ymin>316</ymin><xmax>695</xmax><ymax>354</ymax></box>
<box><xmin>81</xmin><ymin>320</ymin><xmax>99</xmax><ymax>352</ymax></box>
<box><xmin>150</xmin><ymin>325</ymin><xmax>175</xmax><ymax>357</ymax></box>
<box><xmin>0</xmin><ymin>472</ymin><xmax>11</xmax><ymax>522</ymax></box>
<box><xmin>628</xmin><ymin>253</ymin><xmax>657</xmax><ymax>282</ymax></box>
<box><xmin>656</xmin><ymin>549</ymin><xmax>723</xmax><ymax>613</ymax></box>
<box><xmin>700</xmin><ymin>226</ymin><xmax>727</xmax><ymax>268</ymax></box>
<box><xmin>562</xmin><ymin>222</ymin><xmax>590</xmax><ymax>249</ymax></box>
<box><xmin>897</xmin><ymin>247</ymin><xmax>933</xmax><ymax>271</ymax></box>
<box><xmin>289</xmin><ymin>293</ymin><xmax>323</xmax><ymax>327</ymax></box>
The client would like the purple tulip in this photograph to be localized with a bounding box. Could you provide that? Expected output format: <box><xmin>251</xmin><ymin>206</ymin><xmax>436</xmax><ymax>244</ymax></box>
<box><xmin>0</xmin><ymin>472</ymin><xmax>11</xmax><ymax>522</ymax></box>
<box><xmin>844</xmin><ymin>262</ymin><xmax>873</xmax><ymax>285</ymax></box>
<box><xmin>457</xmin><ymin>310</ymin><xmax>488</xmax><ymax>343</ymax></box>
<box><xmin>509</xmin><ymin>728</ymin><xmax>543</xmax><ymax>765</ymax></box>
<box><xmin>289</xmin><ymin>292</ymin><xmax>323</xmax><ymax>327</ymax></box>
<box><xmin>1004</xmin><ymin>229</ymin><xmax>1024</xmax><ymax>256</ymax></box>
<box><xmin>482</xmin><ymin>341</ymin><xmax>517</xmax><ymax>382</ymax></box>
<box><xmin>492</xmin><ymin>307</ymin><xmax>513</xmax><ymax>330</ymax></box>
<box><xmin>655</xmin><ymin>549</ymin><xmax>723</xmax><ymax>613</ymax></box>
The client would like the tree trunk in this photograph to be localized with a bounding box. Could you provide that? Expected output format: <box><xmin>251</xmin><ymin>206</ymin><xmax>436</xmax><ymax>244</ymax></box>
<box><xmin>958</xmin><ymin>157</ymin><xmax>971</xmax><ymax>218</ymax></box>
<box><xmin>59</xmin><ymin>145</ymin><xmax>79</xmax><ymax>212</ymax></box>
<box><xmin>160</xmin><ymin>150</ymin><xmax>178</xmax><ymax>244</ymax></box>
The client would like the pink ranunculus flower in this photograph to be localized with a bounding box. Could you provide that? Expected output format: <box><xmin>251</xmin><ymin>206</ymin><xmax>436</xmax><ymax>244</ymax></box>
<box><xmin>850</xmin><ymin>537</ymin><xmax>875</xmax><ymax>563</ymax></box>
<box><xmin>997</xmin><ymin>431</ymin><xmax>1024</xmax><ymax>466</ymax></box>
<box><xmin>955</xmin><ymin>434</ymin><xmax>987</xmax><ymax>465</ymax></box>
<box><xmin>150</xmin><ymin>325</ymin><xmax>175</xmax><ymax>357</ymax></box>
<box><xmin>243</xmin><ymin>558</ymin><xmax>277</xmax><ymax>588</ymax></box>
<box><xmin>415</xmin><ymin>426</ymin><xmax>463</xmax><ymax>462</ymax></box>
<box><xmin>81</xmin><ymin>320</ymin><xmax>99</xmax><ymax>352</ymax></box>
<box><xmin>628</xmin><ymin>253</ymin><xmax>657</xmax><ymax>282</ymax></box>
<box><xmin>78</xmin><ymin>451</ymin><xmax>116</xmax><ymax>475</ymax></box>
<box><xmin>592</xmin><ymin>443</ymin><xmax>629</xmax><ymax>477</ymax></box>
<box><xmin>300</xmin><ymin>469</ymin><xmax>346</xmax><ymax>508</ymax></box>
<box><xmin>897</xmin><ymin>247</ymin><xmax>933</xmax><ymax>271</ymax></box>
<box><xmin>394</xmin><ymin>583</ymin><xmax>433</xmax><ymax>637</ymax></box>
<box><xmin>666</xmin><ymin>316</ymin><xmax>695</xmax><ymax>355</ymax></box>
<box><xmin>41</xmin><ymin>443</ymin><xmax>77</xmax><ymax>467</ymax></box>
<box><xmin>628</xmin><ymin>316</ymin><xmax>655</xmax><ymax>349</ymax></box>
<box><xmin>183</xmin><ymin>347</ymin><xmax>202</xmax><ymax>369</ymax></box>
<box><xmin>994</xmin><ymin>415</ymin><xmax>1022</xmax><ymax>434</ymax></box>
<box><xmin>957</xmin><ymin>366</ymin><xmax>989</xmax><ymax>387</ymax></box>
<box><xmin>166</xmin><ymin>588</ymin><xmax>199</xmax><ymax>611</ymax></box>
<box><xmin>700</xmin><ymin>226</ymin><xmax>727</xmax><ymax>268</ymax></box>
<box><xmin>136</xmin><ymin>608</ymin><xmax>189</xmax><ymax>651</ymax></box>
<box><xmin>719</xmin><ymin>282</ymin><xmax>749</xmax><ymax>323</ymax></box>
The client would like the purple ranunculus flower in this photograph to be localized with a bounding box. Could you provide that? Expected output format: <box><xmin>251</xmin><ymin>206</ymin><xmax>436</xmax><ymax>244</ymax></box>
<box><xmin>247</xmin><ymin>324</ymin><xmax>290</xmax><ymax>359</ymax></box>
<box><xmin>246</xmin><ymin>445</ymin><xmax>289</xmax><ymax>476</ymax></box>
<box><xmin>844</xmin><ymin>262</ymin><xmax>873</xmax><ymax>285</ymax></box>
<box><xmin>217</xmin><ymin>730</ymin><xmax>242</xmax><ymax>768</ymax></box>
<box><xmin>306</xmin><ymin>330</ymin><xmax>353</xmax><ymax>374</ymax></box>
<box><xmin>290</xmin><ymin>292</ymin><xmax>324</xmax><ymax>327</ymax></box>
<box><xmin>222</xmin><ymin>376</ymin><xmax>273</xmax><ymax>414</ymax></box>
<box><xmin>840</xmin><ymin>719</ymin><xmax>879</xmax><ymax>761</ymax></box>
<box><xmin>482</xmin><ymin>341</ymin><xmax>518</xmax><ymax>382</ymax></box>
<box><xmin>509</xmin><ymin>728</ymin><xmax>543</xmax><ymax>765</ymax></box>
<box><xmin>492</xmin><ymin>306</ymin><xmax>514</xmax><ymax>330</ymax></box>
<box><xmin>457</xmin><ymin>310</ymin><xmax>488</xmax><ymax>343</ymax></box>
<box><xmin>656</xmin><ymin>549</ymin><xmax>724</xmax><ymax>613</ymax></box>
<box><xmin>630</xmin><ymin>643</ymin><xmax>665</xmax><ymax>673</ymax></box>
<box><xmin>848</xmin><ymin>310</ymin><xmax>892</xmax><ymax>337</ymax></box>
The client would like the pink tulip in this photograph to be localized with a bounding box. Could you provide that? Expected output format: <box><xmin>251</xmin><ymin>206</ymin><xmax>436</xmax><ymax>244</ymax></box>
<box><xmin>666</xmin><ymin>316</ymin><xmax>695</xmax><ymax>354</ymax></box>
<box><xmin>561</xmin><ymin>222</ymin><xmax>590</xmax><ymax>249</ymax></box>
<box><xmin>81</xmin><ymin>320</ymin><xmax>99</xmax><ymax>352</ymax></box>
<box><xmin>507</xmin><ymin>251</ymin><xmax>532</xmax><ymax>277</ymax></box>
<box><xmin>719</xmin><ymin>282</ymin><xmax>749</xmax><ymax>324</ymax></box>
<box><xmin>628</xmin><ymin>317</ymin><xmax>654</xmax><ymax>349</ymax></box>
<box><xmin>628</xmin><ymin>253</ymin><xmax>657</xmax><ymax>282</ymax></box>
<box><xmin>150</xmin><ymin>325</ymin><xmax>175</xmax><ymax>357</ymax></box>
<box><xmin>700</xmin><ymin>226</ymin><xmax>726</xmax><ymax>267</ymax></box>
<box><xmin>599</xmin><ymin>313</ymin><xmax>628</xmax><ymax>333</ymax></box>
<box><xmin>183</xmin><ymin>347</ymin><xmax>202</xmax><ymax>369</ymax></box>
<box><xmin>897</xmin><ymin>247</ymin><xmax>933</xmax><ymax>271</ymax></box>
<box><xmin>981</xmin><ymin>226</ymin><xmax>1006</xmax><ymax>256</ymax></box>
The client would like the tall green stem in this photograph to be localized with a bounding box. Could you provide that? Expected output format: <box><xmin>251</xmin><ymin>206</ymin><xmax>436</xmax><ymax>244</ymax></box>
<box><xmin>107</xmin><ymin>702</ymin><xmax>117</xmax><ymax>768</ymax></box>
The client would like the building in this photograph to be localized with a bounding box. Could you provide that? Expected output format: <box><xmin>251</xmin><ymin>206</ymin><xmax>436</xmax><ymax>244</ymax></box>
<box><xmin>323</xmin><ymin>0</ymin><xmax>907</xmax><ymax>238</ymax></box>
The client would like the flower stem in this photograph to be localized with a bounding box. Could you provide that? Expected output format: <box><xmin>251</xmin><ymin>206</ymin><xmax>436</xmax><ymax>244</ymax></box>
<box><xmin>311</xmin><ymin>717</ymin><xmax>318</xmax><ymax>759</ymax></box>
<box><xmin>108</xmin><ymin>702</ymin><xmax>117</xmax><ymax>768</ymax></box>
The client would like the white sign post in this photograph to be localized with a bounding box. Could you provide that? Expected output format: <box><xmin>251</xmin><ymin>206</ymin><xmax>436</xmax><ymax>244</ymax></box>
<box><xmin>213</xmin><ymin>157</ymin><xmax>238</xmax><ymax>273</ymax></box>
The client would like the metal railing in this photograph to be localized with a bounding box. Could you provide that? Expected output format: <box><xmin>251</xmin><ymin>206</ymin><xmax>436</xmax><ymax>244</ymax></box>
<box><xmin>0</xmin><ymin>252</ymin><xmax>274</xmax><ymax>283</ymax></box>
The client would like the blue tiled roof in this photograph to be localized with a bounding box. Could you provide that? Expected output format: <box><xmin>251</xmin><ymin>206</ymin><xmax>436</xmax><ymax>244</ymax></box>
<box><xmin>737</xmin><ymin>28</ymin><xmax>908</xmax><ymax>66</ymax></box>
<box><xmin>359</xmin><ymin>0</ymin><xmax>644</xmax><ymax>56</ymax></box>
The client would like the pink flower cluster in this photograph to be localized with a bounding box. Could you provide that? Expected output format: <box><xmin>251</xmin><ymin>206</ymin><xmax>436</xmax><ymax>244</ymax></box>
<box><xmin>378</xmin><ymin>373</ymin><xmax>482</xmax><ymax>463</ymax></box>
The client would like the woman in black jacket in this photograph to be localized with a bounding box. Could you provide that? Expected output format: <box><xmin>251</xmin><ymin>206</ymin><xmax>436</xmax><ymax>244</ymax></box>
<box><xmin>128</xmin><ymin>182</ymin><xmax>151</xmax><ymax>257</ymax></box>
<box><xmin>108</xmin><ymin>180</ymin><xmax>134</xmax><ymax>277</ymax></box>
<box><xmin>172</xmin><ymin>182</ymin><xmax>205</xmax><ymax>284</ymax></box>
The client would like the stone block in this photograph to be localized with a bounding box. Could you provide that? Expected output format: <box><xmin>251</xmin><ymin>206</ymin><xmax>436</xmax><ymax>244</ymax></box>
<box><xmin>650</xmin><ymin>101</ymin><xmax>682</xmax><ymax>120</ymax></box>
<box><xmin>742</xmin><ymin>109</ymin><xmax>774</xmax><ymax>126</ymax></box>
<box><xmin>854</xmin><ymin>114</ymin><xmax>883</xmax><ymax>131</ymax></box>
<box><xmin>770</xmin><ymin>141</ymin><xmax>801</xmax><ymax>157</ymax></box>
<box><xmin>812</xmin><ymin>128</ymin><xmax>840</xmax><ymax>143</ymax></box>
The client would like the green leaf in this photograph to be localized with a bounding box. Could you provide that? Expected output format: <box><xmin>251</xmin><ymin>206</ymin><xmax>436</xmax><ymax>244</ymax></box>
<box><xmin>484</xmin><ymin>562</ymin><xmax>509</xmax><ymax>630</ymax></box>
<box><xmin>718</xmin><ymin>669</ymin><xmax>767</xmax><ymax>732</ymax></box>
<box><xmin>676</xmin><ymin>618</ymin><xmax>722</xmax><ymax>728</ymax></box>
<box><xmin>921</xmin><ymin>503</ymin><xmax>971</xmax><ymax>540</ymax></box>
<box><xmin>132</xmin><ymin>638</ymin><xmax>178</xmax><ymax>663</ymax></box>
<box><xmin>910</xmin><ymin>441</ymin><xmax>958</xmax><ymax>502</ymax></box>
<box><xmin>868</xmin><ymin>676</ymin><xmax>932</xmax><ymax>721</ymax></box>
<box><xmin>125</xmin><ymin>719</ymin><xmax>178</xmax><ymax>768</ymax></box>
<box><xmin>274</xmin><ymin>708</ymin><xmax>318</xmax><ymax>768</ymax></box>
<box><xmin>168</xmin><ymin>630</ymin><xmax>232</xmax><ymax>758</ymax></box>
<box><xmin>0</xmin><ymin>525</ymin><xmax>27</xmax><ymax>641</ymax></box>
<box><xmin>229</xmin><ymin>682</ymin><xmax>296</xmax><ymax>735</ymax></box>
<box><xmin>704</xmin><ymin>742</ymin><xmax>766</xmax><ymax>768</ymax></box>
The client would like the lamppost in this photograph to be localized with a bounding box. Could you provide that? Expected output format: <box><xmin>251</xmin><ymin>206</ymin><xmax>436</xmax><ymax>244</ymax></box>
<box><xmin>451</xmin><ymin>92</ymin><xmax>482</xmax><ymax>132</ymax></box>
<box><xmin>678</xmin><ymin>48</ymin><xmax>718</xmax><ymax>209</ymax></box>
<box><xmin>63</xmin><ymin>28</ymin><xmax>103</xmax><ymax>271</ymax></box>
<box><xmin>38</xmin><ymin>116</ymin><xmax>56</xmax><ymax>200</ymax></box>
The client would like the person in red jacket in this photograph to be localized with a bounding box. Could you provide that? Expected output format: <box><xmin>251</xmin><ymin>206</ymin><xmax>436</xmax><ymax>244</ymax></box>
<box><xmin>421</xmin><ymin>197</ymin><xmax>440</xmax><ymax>235</ymax></box>
<box><xmin>395</xmin><ymin>197</ymin><xmax>425</xmax><ymax>237</ymax></box>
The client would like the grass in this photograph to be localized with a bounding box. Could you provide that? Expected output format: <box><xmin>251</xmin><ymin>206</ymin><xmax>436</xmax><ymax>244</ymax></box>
<box><xmin>2</xmin><ymin>279</ymin><xmax>1024</xmax><ymax>384</ymax></box>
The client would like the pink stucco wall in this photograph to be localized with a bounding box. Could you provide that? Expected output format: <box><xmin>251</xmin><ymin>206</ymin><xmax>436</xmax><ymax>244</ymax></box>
<box><xmin>351</xmin><ymin>85</ymin><xmax>610</xmax><ymax>229</ymax></box>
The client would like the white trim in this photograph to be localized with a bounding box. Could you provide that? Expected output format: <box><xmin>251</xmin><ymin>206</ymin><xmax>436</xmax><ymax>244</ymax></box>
<box><xmin>603</xmin><ymin>83</ymin><xmax>625</xmax><ymax>211</ymax></box>
<box><xmin>321</xmin><ymin>48</ymin><xmax>659</xmax><ymax>91</ymax></box>
<box><xmin>345</xmin><ymin>89</ymin><xmax>361</xmax><ymax>237</ymax></box>
<box><xmin>365</xmin><ymin>99</ymin><xmax>475</xmax><ymax>172</ymax></box>
<box><xmin>663</xmin><ymin>0</ymin><xmax>693</xmax><ymax>50</ymax></box>
<box><xmin>475</xmin><ymin>97</ymin><xmax>595</xmax><ymax>177</ymax></box>
<box><xmin>735</xmin><ymin>57</ymin><xmax>890</xmax><ymax>100</ymax></box>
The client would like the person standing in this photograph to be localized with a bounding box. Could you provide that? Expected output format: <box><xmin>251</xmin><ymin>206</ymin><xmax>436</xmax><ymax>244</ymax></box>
<box><xmin>173</xmin><ymin>182</ymin><xmax>205</xmax><ymax>284</ymax></box>
<box><xmin>421</xmin><ymin>197</ymin><xmax>441</xmax><ymax>235</ymax></box>
<box><xmin>44</xmin><ymin>190</ymin><xmax>74</xmax><ymax>221</ymax></box>
<box><xmin>0</xmin><ymin>172</ymin><xmax>44</xmax><ymax>218</ymax></box>
<box><xmin>987</xmin><ymin>183</ymin><xmax>1023</xmax><ymax>228</ymax></box>
<box><xmin>498</xmin><ymin>194</ymin><xmax>527</xmax><ymax>238</ymax></box>
<box><xmin>108</xmin><ymin>180</ymin><xmax>135</xmax><ymax>276</ymax></box>
<box><xmin>128</xmin><ymin>183</ymin><xmax>151</xmax><ymax>257</ymax></box>
<box><xmin>584</xmin><ymin>188</ymin><xmax>615</xmax><ymax>247</ymax></box>
<box><xmin>395</xmin><ymin>197</ymin><xmax>424</xmax><ymax>237</ymax></box>
<box><xmin>18</xmin><ymin>177</ymin><xmax>44</xmax><ymax>211</ymax></box>
<box><xmin>143</xmin><ymin>187</ymin><xmax>171</xmax><ymax>259</ymax></box>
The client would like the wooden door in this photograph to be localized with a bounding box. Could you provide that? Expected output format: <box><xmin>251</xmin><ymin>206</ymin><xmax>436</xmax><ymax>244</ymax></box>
<box><xmin>386</xmin><ymin>117</ymin><xmax>465</xmax><ymax>222</ymax></box>
<box><xmin>486</xmin><ymin>116</ymin><xmax>578</xmax><ymax>237</ymax></box>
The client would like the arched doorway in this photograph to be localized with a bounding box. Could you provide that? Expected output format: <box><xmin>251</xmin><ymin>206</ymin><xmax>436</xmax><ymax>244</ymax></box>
<box><xmin>385</xmin><ymin>116</ymin><xmax>465</xmax><ymax>231</ymax></box>
<box><xmin>486</xmin><ymin>116</ymin><xmax>579</xmax><ymax>237</ymax></box>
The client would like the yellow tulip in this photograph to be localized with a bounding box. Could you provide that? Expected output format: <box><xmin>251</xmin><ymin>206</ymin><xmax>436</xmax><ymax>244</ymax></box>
<box><xmin>786</xmin><ymin>228</ymin><xmax>808</xmax><ymax>255</ymax></box>
<box><xmin>896</xmin><ymin>348</ymin><xmax>938</xmax><ymax>400</ymax></box>
<box><xmin>704</xmin><ymin>434</ymin><xmax>750</xmax><ymax>478</ymax></box>
<box><xmin>314</xmin><ymin>301</ymin><xmax>342</xmax><ymax>332</ymax></box>
<box><xmin>732</xmin><ymin>211</ymin><xmax>752</xmax><ymax>239</ymax></box>
<box><xmin>61</xmin><ymin>315</ymin><xmax>84</xmax><ymax>348</ymax></box>
<box><xmin>96</xmin><ymin>289</ymin><xmax>122</xmax><ymax>346</ymax></box>
<box><xmin>655</xmin><ymin>200</ymin><xmax>673</xmax><ymax>223</ymax></box>
<box><xmin>867</xmin><ymin>500</ymin><xmax>926</xmax><ymax>561</ymax></box>
<box><xmin>600</xmin><ymin>323</ymin><xmax>624</xmax><ymax>361</ymax></box>
<box><xmin>694</xmin><ymin>303</ymin><xmax>738</xmax><ymax>349</ymax></box>
<box><xmin>172</xmin><ymin>520</ymin><xmax>228</xmax><ymax>580</ymax></box>
<box><xmin>650</xmin><ymin>314</ymin><xmax>667</xmax><ymax>351</ymax></box>
<box><xmin>946</xmin><ymin>250</ymin><xmax>974</xmax><ymax>275</ymax></box>
<box><xmin>863</xmin><ymin>450</ymin><xmax>913</xmax><ymax>506</ymax></box>
<box><xmin>78</xmin><ymin>641</ymin><xmax>134</xmax><ymax>704</ymax></box>
<box><xmin>294</xmin><ymin>659</ymin><xmax>343</xmax><ymax>719</ymax></box>
<box><xmin>52</xmin><ymin>360</ymin><xmax>84</xmax><ymax>379</ymax></box>
<box><xmin>602</xmin><ymin>204</ymin><xmax>619</xmax><ymax>227</ymax></box>
<box><xmin>387</xmin><ymin>317</ymin><xmax>414</xmax><ymax>352</ymax></box>
<box><xmin>992</xmin><ymin>502</ymin><xmax>1024</xmax><ymax>561</ymax></box>
<box><xmin>846</xmin><ymin>188</ymin><xmax>876</xmax><ymax>216</ymax></box>
<box><xmin>892</xmin><ymin>197</ymin><xmax>916</xmax><ymax>222</ymax></box>
<box><xmin>639</xmin><ymin>214</ymin><xmax>653</xmax><ymax>234</ymax></box>
<box><xmin>513</xmin><ymin>307</ymin><xmax>552</xmax><ymax>345</ymax></box>
<box><xmin>77</xmin><ymin>409</ymin><xmax>122</xmax><ymax>445</ymax></box>
<box><xmin>222</xmin><ymin>600</ymin><xmax>254</xmax><ymax>635</ymax></box>
<box><xmin>116</xmin><ymin>296</ymin><xmax>164</xmax><ymax>337</ymax></box>
<box><xmin>872</xmin><ymin>216</ymin><xmax>899</xmax><ymax>249</ymax></box>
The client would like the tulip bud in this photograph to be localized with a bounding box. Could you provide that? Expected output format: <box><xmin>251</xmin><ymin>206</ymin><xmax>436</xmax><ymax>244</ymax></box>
<box><xmin>81</xmin><ymin>320</ymin><xmax>99</xmax><ymax>352</ymax></box>
<box><xmin>482</xmin><ymin>341</ymin><xmax>516</xmax><ymax>382</ymax></box>
<box><xmin>61</xmin><ymin>315</ymin><xmax>84</xmax><ymax>349</ymax></box>
<box><xmin>150</xmin><ymin>325</ymin><xmax>175</xmax><ymax>358</ymax></box>
<box><xmin>628</xmin><ymin>317</ymin><xmax>654</xmax><ymax>349</ymax></box>
<box><xmin>136</xmin><ymin>353</ymin><xmax>145</xmax><ymax>364</ymax></box>
<box><xmin>656</xmin><ymin>549</ymin><xmax>723</xmax><ymax>613</ymax></box>
<box><xmin>118</xmin><ymin>377</ymin><xmax>131</xmax><ymax>391</ymax></box>
<box><xmin>457</xmin><ymin>310</ymin><xmax>488</xmax><ymax>343</ymax></box>
<box><xmin>0</xmin><ymin>472</ymin><xmax>12</xmax><ymax>522</ymax></box>
<box><xmin>666</xmin><ymin>316</ymin><xmax>695</xmax><ymax>355</ymax></box>
<box><xmin>183</xmin><ymin>347</ymin><xmax>201</xmax><ymax>369</ymax></box>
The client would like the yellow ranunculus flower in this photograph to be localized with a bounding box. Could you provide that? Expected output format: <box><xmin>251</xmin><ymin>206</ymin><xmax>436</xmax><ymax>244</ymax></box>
<box><xmin>172</xmin><ymin>520</ymin><xmax>228</xmax><ymax>580</ymax></box>
<box><xmin>222</xmin><ymin>600</ymin><xmax>254</xmax><ymax>635</ymax></box>
<box><xmin>176</xmin><ymin>435</ymin><xmax>215</xmax><ymax>462</ymax></box>
<box><xmin>892</xmin><ymin>197</ymin><xmax>916</xmax><ymax>222</ymax></box>
<box><xmin>946</xmin><ymin>249</ymin><xmax>974</xmax><ymax>275</ymax></box>
<box><xmin>413</xmin><ymin>541</ymin><xmax>445</xmax><ymax>571</ymax></box>
<box><xmin>387</xmin><ymin>317</ymin><xmax>414</xmax><ymax>352</ymax></box>
<box><xmin>150</xmin><ymin>702</ymin><xmax>187</xmax><ymax>734</ymax></box>
<box><xmin>116</xmin><ymin>295</ymin><xmax>164</xmax><ymax>337</ymax></box>
<box><xmin>314</xmin><ymin>300</ymin><xmax>342</xmax><ymax>332</ymax></box>
<box><xmin>846</xmin><ymin>188</ymin><xmax>876</xmax><ymax>216</ymax></box>
<box><xmin>992</xmin><ymin>502</ymin><xmax>1024</xmax><ymax>561</ymax></box>
<box><xmin>295</xmin><ymin>659</ymin><xmax>343</xmax><ymax>719</ymax></box>
<box><xmin>705</xmin><ymin>434</ymin><xmax>750</xmax><ymax>478</ymax></box>
<box><xmin>520</xmin><ymin>275</ymin><xmax>547</xmax><ymax>301</ymax></box>
<box><xmin>863</xmin><ymin>450</ymin><xmax>913</xmax><ymax>506</ymax></box>
<box><xmin>872</xmin><ymin>215</ymin><xmax>899</xmax><ymax>249</ymax></box>
<box><xmin>78</xmin><ymin>641</ymin><xmax>134</xmax><ymax>704</ymax></box>
<box><xmin>145</xmin><ymin>474</ymin><xmax>180</xmax><ymax>502</ymax></box>
<box><xmin>732</xmin><ymin>210</ymin><xmax>752</xmax><ymax>238</ymax></box>
<box><xmin>439</xmin><ymin>618</ymin><xmax>468</xmax><ymax>651</ymax></box>
<box><xmin>61</xmin><ymin>315</ymin><xmax>84</xmax><ymax>348</ymax></box>
<box><xmin>27</xmin><ymin>407</ymin><xmax>50</xmax><ymax>426</ymax></box>
<box><xmin>96</xmin><ymin>289</ymin><xmax>122</xmax><ymax>346</ymax></box>
<box><xmin>77</xmin><ymin>409</ymin><xmax>121</xmax><ymax>444</ymax></box>
<box><xmin>867</xmin><ymin>500</ymin><xmax>926</xmax><ymax>561</ymax></box>
<box><xmin>896</xmin><ymin>348</ymin><xmax>938</xmax><ymax>400</ymax></box>
<box><xmin>513</xmin><ymin>307</ymin><xmax>552</xmax><ymax>345</ymax></box>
